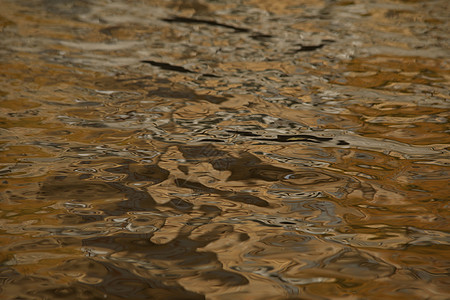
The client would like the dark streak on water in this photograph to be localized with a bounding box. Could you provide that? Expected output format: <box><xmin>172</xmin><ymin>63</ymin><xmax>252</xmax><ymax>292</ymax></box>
<box><xmin>162</xmin><ymin>16</ymin><xmax>251</xmax><ymax>33</ymax></box>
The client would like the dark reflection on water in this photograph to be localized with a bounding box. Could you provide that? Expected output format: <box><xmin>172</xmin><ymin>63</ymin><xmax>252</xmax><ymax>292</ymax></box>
<box><xmin>1</xmin><ymin>0</ymin><xmax>449</xmax><ymax>299</ymax></box>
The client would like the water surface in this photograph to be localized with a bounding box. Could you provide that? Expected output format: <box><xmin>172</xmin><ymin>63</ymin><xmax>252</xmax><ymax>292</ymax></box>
<box><xmin>0</xmin><ymin>0</ymin><xmax>449</xmax><ymax>299</ymax></box>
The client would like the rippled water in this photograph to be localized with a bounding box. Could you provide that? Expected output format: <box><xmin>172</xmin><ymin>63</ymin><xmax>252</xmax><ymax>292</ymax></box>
<box><xmin>1</xmin><ymin>0</ymin><xmax>449</xmax><ymax>299</ymax></box>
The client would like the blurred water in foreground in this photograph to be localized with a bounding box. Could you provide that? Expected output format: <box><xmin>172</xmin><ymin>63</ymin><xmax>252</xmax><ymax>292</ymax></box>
<box><xmin>0</xmin><ymin>0</ymin><xmax>449</xmax><ymax>299</ymax></box>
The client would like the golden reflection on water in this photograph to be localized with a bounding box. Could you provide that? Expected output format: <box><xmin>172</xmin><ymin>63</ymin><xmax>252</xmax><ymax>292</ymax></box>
<box><xmin>1</xmin><ymin>0</ymin><xmax>449</xmax><ymax>299</ymax></box>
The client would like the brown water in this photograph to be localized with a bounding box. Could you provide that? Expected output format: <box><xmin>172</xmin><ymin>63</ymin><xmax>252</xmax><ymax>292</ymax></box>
<box><xmin>1</xmin><ymin>0</ymin><xmax>449</xmax><ymax>299</ymax></box>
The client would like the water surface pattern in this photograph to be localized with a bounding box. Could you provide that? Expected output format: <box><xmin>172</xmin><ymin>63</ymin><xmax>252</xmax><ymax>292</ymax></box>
<box><xmin>1</xmin><ymin>0</ymin><xmax>449</xmax><ymax>299</ymax></box>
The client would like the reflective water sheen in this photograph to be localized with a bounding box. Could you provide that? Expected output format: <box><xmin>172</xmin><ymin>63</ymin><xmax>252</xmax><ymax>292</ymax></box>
<box><xmin>1</xmin><ymin>0</ymin><xmax>449</xmax><ymax>299</ymax></box>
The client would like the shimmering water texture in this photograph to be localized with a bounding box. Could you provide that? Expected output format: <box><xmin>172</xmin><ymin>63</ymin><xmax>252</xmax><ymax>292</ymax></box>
<box><xmin>1</xmin><ymin>0</ymin><xmax>449</xmax><ymax>299</ymax></box>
